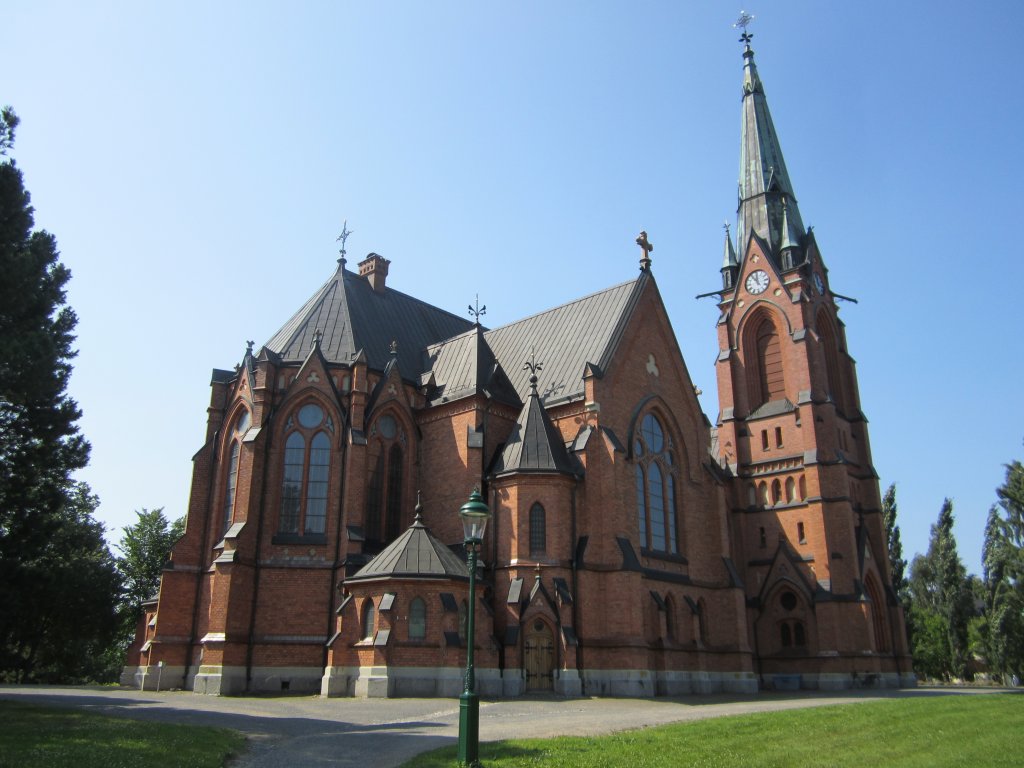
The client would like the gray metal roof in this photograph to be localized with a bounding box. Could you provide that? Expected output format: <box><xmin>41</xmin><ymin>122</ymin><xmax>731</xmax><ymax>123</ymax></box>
<box><xmin>421</xmin><ymin>326</ymin><xmax>521</xmax><ymax>408</ymax></box>
<box><xmin>735</xmin><ymin>43</ymin><xmax>805</xmax><ymax>267</ymax></box>
<box><xmin>263</xmin><ymin>264</ymin><xmax>475</xmax><ymax>381</ymax></box>
<box><xmin>483</xmin><ymin>276</ymin><xmax>646</xmax><ymax>405</ymax></box>
<box><xmin>347</xmin><ymin>512</ymin><xmax>469</xmax><ymax>582</ymax></box>
<box><xmin>490</xmin><ymin>377</ymin><xmax>582</xmax><ymax>478</ymax></box>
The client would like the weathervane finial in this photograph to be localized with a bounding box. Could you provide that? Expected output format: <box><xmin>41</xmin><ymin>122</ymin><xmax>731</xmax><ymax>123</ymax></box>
<box><xmin>734</xmin><ymin>10</ymin><xmax>755</xmax><ymax>46</ymax></box>
<box><xmin>468</xmin><ymin>294</ymin><xmax>487</xmax><ymax>325</ymax></box>
<box><xmin>336</xmin><ymin>220</ymin><xmax>353</xmax><ymax>266</ymax></box>
<box><xmin>523</xmin><ymin>348</ymin><xmax>543</xmax><ymax>389</ymax></box>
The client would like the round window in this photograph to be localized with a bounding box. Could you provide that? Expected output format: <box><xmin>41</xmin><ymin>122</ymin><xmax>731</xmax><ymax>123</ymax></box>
<box><xmin>780</xmin><ymin>591</ymin><xmax>798</xmax><ymax>611</ymax></box>
<box><xmin>378</xmin><ymin>414</ymin><xmax>397</xmax><ymax>439</ymax></box>
<box><xmin>297</xmin><ymin>403</ymin><xmax>324</xmax><ymax>428</ymax></box>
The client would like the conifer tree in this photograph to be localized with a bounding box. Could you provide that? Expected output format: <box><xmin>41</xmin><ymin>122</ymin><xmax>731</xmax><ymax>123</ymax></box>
<box><xmin>981</xmin><ymin>459</ymin><xmax>1024</xmax><ymax>682</ymax></box>
<box><xmin>0</xmin><ymin>107</ymin><xmax>118</xmax><ymax>681</ymax></box>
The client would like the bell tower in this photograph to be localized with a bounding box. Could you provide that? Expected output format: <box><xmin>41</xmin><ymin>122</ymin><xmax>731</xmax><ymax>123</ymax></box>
<box><xmin>713</xmin><ymin>23</ymin><xmax>912</xmax><ymax>688</ymax></box>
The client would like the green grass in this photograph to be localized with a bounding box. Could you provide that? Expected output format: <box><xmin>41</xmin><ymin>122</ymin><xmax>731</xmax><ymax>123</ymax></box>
<box><xmin>0</xmin><ymin>700</ymin><xmax>246</xmax><ymax>768</ymax></box>
<box><xmin>402</xmin><ymin>694</ymin><xmax>1024</xmax><ymax>768</ymax></box>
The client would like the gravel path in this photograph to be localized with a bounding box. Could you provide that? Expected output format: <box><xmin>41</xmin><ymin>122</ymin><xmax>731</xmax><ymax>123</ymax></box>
<box><xmin>0</xmin><ymin>684</ymin><xmax>1013</xmax><ymax>767</ymax></box>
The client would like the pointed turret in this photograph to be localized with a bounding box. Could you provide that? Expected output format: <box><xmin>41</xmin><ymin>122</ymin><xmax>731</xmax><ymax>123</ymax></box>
<box><xmin>735</xmin><ymin>37</ymin><xmax>805</xmax><ymax>267</ymax></box>
<box><xmin>721</xmin><ymin>222</ymin><xmax>738</xmax><ymax>289</ymax></box>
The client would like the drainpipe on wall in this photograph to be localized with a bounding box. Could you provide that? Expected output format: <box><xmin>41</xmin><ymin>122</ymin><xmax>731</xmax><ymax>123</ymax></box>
<box><xmin>324</xmin><ymin>416</ymin><xmax>350</xmax><ymax>672</ymax></box>
<box><xmin>570</xmin><ymin>481</ymin><xmax>583</xmax><ymax>692</ymax></box>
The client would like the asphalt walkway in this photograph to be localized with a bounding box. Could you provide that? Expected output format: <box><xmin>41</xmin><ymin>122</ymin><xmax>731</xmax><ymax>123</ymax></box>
<box><xmin>0</xmin><ymin>684</ymin><xmax>1013</xmax><ymax>767</ymax></box>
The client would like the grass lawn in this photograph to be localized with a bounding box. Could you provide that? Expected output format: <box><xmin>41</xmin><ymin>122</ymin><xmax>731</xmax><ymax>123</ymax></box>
<box><xmin>0</xmin><ymin>700</ymin><xmax>246</xmax><ymax>768</ymax></box>
<box><xmin>401</xmin><ymin>694</ymin><xmax>1023</xmax><ymax>768</ymax></box>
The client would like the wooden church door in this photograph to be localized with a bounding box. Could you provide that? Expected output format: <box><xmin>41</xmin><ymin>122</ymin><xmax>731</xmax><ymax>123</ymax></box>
<box><xmin>524</xmin><ymin>620</ymin><xmax>554</xmax><ymax>691</ymax></box>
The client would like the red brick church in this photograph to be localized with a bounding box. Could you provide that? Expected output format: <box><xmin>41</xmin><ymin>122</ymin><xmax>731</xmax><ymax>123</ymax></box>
<box><xmin>124</xmin><ymin>37</ymin><xmax>913</xmax><ymax>696</ymax></box>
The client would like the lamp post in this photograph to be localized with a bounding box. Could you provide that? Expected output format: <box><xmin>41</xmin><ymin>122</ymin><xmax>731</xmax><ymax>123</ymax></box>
<box><xmin>457</xmin><ymin>488</ymin><xmax>490</xmax><ymax>767</ymax></box>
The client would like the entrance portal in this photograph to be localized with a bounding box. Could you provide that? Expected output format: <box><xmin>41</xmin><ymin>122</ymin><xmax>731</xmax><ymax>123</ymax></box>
<box><xmin>524</xmin><ymin>620</ymin><xmax>554</xmax><ymax>691</ymax></box>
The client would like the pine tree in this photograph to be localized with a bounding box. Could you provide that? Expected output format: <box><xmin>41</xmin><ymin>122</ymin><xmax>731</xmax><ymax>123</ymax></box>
<box><xmin>0</xmin><ymin>107</ymin><xmax>118</xmax><ymax>681</ymax></box>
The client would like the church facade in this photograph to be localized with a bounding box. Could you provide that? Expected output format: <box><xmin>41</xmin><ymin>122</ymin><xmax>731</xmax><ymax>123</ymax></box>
<box><xmin>124</xmin><ymin>39</ymin><xmax>914</xmax><ymax>697</ymax></box>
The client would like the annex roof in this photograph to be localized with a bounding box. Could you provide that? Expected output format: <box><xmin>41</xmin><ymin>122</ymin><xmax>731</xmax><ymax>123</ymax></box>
<box><xmin>347</xmin><ymin>509</ymin><xmax>469</xmax><ymax>583</ymax></box>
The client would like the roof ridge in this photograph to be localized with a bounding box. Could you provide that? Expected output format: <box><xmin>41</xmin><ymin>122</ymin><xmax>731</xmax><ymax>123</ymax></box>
<box><xmin>485</xmin><ymin>276</ymin><xmax>640</xmax><ymax>334</ymax></box>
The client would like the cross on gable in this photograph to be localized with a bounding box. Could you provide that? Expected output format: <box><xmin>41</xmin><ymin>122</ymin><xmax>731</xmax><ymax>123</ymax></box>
<box><xmin>636</xmin><ymin>230</ymin><xmax>654</xmax><ymax>271</ymax></box>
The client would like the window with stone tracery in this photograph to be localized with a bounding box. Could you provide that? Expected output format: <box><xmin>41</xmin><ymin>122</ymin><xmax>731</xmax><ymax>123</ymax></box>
<box><xmin>634</xmin><ymin>412</ymin><xmax>679</xmax><ymax>555</ymax></box>
<box><xmin>366</xmin><ymin>412</ymin><xmax>406</xmax><ymax>544</ymax></box>
<box><xmin>278</xmin><ymin>402</ymin><xmax>333</xmax><ymax>536</ymax></box>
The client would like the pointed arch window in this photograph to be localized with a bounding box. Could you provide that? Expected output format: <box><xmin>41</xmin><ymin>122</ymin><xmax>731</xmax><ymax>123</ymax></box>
<box><xmin>817</xmin><ymin>311</ymin><xmax>845</xmax><ymax>411</ymax></box>
<box><xmin>362</xmin><ymin>599</ymin><xmax>376</xmax><ymax>641</ymax></box>
<box><xmin>277</xmin><ymin>402</ymin><xmax>333</xmax><ymax>538</ymax></box>
<box><xmin>634</xmin><ymin>412</ymin><xmax>680</xmax><ymax>555</ymax></box>
<box><xmin>222</xmin><ymin>410</ymin><xmax>250</xmax><ymax>535</ymax></box>
<box><xmin>747</xmin><ymin>313</ymin><xmax>786</xmax><ymax>409</ymax></box>
<box><xmin>366</xmin><ymin>413</ymin><xmax>406</xmax><ymax>544</ymax></box>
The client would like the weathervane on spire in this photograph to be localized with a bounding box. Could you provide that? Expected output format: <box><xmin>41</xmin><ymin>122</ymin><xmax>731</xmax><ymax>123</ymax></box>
<box><xmin>734</xmin><ymin>10</ymin><xmax>755</xmax><ymax>45</ymax></box>
<box><xmin>468</xmin><ymin>294</ymin><xmax>487</xmax><ymax>325</ymax></box>
<box><xmin>523</xmin><ymin>349</ymin><xmax>543</xmax><ymax>388</ymax></box>
<box><xmin>336</xmin><ymin>220</ymin><xmax>353</xmax><ymax>267</ymax></box>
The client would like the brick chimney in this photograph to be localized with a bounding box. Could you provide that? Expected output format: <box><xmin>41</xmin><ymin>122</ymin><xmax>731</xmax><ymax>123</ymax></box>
<box><xmin>358</xmin><ymin>253</ymin><xmax>390</xmax><ymax>293</ymax></box>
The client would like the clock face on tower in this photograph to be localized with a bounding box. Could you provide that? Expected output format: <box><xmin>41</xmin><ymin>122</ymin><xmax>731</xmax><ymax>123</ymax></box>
<box><xmin>745</xmin><ymin>270</ymin><xmax>769</xmax><ymax>295</ymax></box>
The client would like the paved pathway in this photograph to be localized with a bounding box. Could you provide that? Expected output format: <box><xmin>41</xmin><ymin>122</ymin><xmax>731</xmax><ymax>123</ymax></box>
<box><xmin>0</xmin><ymin>685</ymin><xmax>1013</xmax><ymax>767</ymax></box>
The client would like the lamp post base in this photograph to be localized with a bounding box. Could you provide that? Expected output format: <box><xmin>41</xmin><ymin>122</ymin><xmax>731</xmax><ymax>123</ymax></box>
<box><xmin>457</xmin><ymin>690</ymin><xmax>480</xmax><ymax>766</ymax></box>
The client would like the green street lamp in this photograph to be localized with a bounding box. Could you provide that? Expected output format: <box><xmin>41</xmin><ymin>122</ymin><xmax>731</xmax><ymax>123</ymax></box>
<box><xmin>457</xmin><ymin>487</ymin><xmax>490</xmax><ymax>767</ymax></box>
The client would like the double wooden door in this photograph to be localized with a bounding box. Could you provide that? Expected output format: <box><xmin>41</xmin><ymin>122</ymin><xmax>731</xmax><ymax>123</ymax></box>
<box><xmin>524</xmin><ymin>621</ymin><xmax>554</xmax><ymax>691</ymax></box>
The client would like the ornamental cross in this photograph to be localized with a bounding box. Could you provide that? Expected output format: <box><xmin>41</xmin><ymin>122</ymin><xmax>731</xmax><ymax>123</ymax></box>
<box><xmin>734</xmin><ymin>10</ymin><xmax>755</xmax><ymax>45</ymax></box>
<box><xmin>636</xmin><ymin>230</ymin><xmax>654</xmax><ymax>271</ymax></box>
<box><xmin>336</xmin><ymin>220</ymin><xmax>353</xmax><ymax>265</ymax></box>
<box><xmin>468</xmin><ymin>294</ymin><xmax>487</xmax><ymax>324</ymax></box>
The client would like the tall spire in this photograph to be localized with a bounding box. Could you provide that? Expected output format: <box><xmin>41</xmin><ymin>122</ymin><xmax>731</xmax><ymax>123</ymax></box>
<box><xmin>734</xmin><ymin>26</ymin><xmax>805</xmax><ymax>268</ymax></box>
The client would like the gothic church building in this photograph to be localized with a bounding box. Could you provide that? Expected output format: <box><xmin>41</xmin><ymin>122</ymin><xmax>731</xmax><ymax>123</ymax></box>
<box><xmin>125</xmin><ymin>39</ymin><xmax>913</xmax><ymax>696</ymax></box>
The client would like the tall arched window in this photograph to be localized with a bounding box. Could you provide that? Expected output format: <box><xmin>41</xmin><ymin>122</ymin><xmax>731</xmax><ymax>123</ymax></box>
<box><xmin>785</xmin><ymin>477</ymin><xmax>796</xmax><ymax>503</ymax></box>
<box><xmin>366</xmin><ymin>413</ymin><xmax>405</xmax><ymax>544</ymax></box>
<box><xmin>634</xmin><ymin>413</ymin><xmax>679</xmax><ymax>554</ymax></box>
<box><xmin>747</xmin><ymin>313</ymin><xmax>786</xmax><ymax>409</ymax></box>
<box><xmin>529</xmin><ymin>502</ymin><xmax>546</xmax><ymax>557</ymax></box>
<box><xmin>771</xmin><ymin>479</ymin><xmax>782</xmax><ymax>506</ymax></box>
<box><xmin>223</xmin><ymin>410</ymin><xmax>250</xmax><ymax>534</ymax></box>
<box><xmin>278</xmin><ymin>402</ymin><xmax>334</xmax><ymax>536</ymax></box>
<box><xmin>408</xmin><ymin>597</ymin><xmax>426</xmax><ymax>641</ymax></box>
<box><xmin>817</xmin><ymin>311</ymin><xmax>845</xmax><ymax>410</ymax></box>
<box><xmin>362</xmin><ymin>599</ymin><xmax>375</xmax><ymax>640</ymax></box>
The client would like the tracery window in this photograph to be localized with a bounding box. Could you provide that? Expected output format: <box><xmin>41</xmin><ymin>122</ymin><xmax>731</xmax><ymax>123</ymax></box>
<box><xmin>529</xmin><ymin>502</ymin><xmax>546</xmax><ymax>557</ymax></box>
<box><xmin>278</xmin><ymin>402</ymin><xmax>333</xmax><ymax>536</ymax></box>
<box><xmin>634</xmin><ymin>412</ymin><xmax>679</xmax><ymax>554</ymax></box>
<box><xmin>747</xmin><ymin>312</ymin><xmax>786</xmax><ymax>409</ymax></box>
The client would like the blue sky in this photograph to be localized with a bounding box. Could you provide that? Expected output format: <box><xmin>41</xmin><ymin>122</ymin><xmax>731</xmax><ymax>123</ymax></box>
<box><xmin>7</xmin><ymin>2</ymin><xmax>1022</xmax><ymax>575</ymax></box>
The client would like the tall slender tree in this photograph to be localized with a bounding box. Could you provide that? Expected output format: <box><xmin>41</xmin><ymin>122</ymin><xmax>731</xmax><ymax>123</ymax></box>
<box><xmin>0</xmin><ymin>107</ymin><xmax>118</xmax><ymax>681</ymax></box>
<box><xmin>908</xmin><ymin>499</ymin><xmax>973</xmax><ymax>680</ymax></box>
<box><xmin>981</xmin><ymin>459</ymin><xmax>1024</xmax><ymax>681</ymax></box>
<box><xmin>882</xmin><ymin>483</ymin><xmax>908</xmax><ymax>602</ymax></box>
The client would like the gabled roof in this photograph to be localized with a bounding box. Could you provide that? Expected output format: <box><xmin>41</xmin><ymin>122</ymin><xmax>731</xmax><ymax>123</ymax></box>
<box><xmin>263</xmin><ymin>264</ymin><xmax>475</xmax><ymax>381</ymax></box>
<box><xmin>490</xmin><ymin>374</ymin><xmax>582</xmax><ymax>478</ymax></box>
<box><xmin>483</xmin><ymin>275</ymin><xmax>646</xmax><ymax>405</ymax></box>
<box><xmin>421</xmin><ymin>326</ymin><xmax>521</xmax><ymax>408</ymax></box>
<box><xmin>347</xmin><ymin>509</ymin><xmax>469</xmax><ymax>582</ymax></box>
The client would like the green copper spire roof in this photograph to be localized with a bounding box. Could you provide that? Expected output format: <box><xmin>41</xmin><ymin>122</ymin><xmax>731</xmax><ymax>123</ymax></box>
<box><xmin>735</xmin><ymin>38</ymin><xmax>805</xmax><ymax>266</ymax></box>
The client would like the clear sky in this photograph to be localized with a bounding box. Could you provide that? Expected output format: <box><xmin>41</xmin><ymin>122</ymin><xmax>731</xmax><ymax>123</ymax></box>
<box><xmin>7</xmin><ymin>1</ymin><xmax>1022</xmax><ymax>575</ymax></box>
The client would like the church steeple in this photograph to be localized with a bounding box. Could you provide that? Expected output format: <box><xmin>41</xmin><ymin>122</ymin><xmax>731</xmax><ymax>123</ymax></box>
<box><xmin>735</xmin><ymin>34</ymin><xmax>805</xmax><ymax>268</ymax></box>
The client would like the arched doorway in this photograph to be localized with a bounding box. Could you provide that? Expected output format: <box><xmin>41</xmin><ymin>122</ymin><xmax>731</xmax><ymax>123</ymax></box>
<box><xmin>524</xmin><ymin>620</ymin><xmax>554</xmax><ymax>691</ymax></box>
